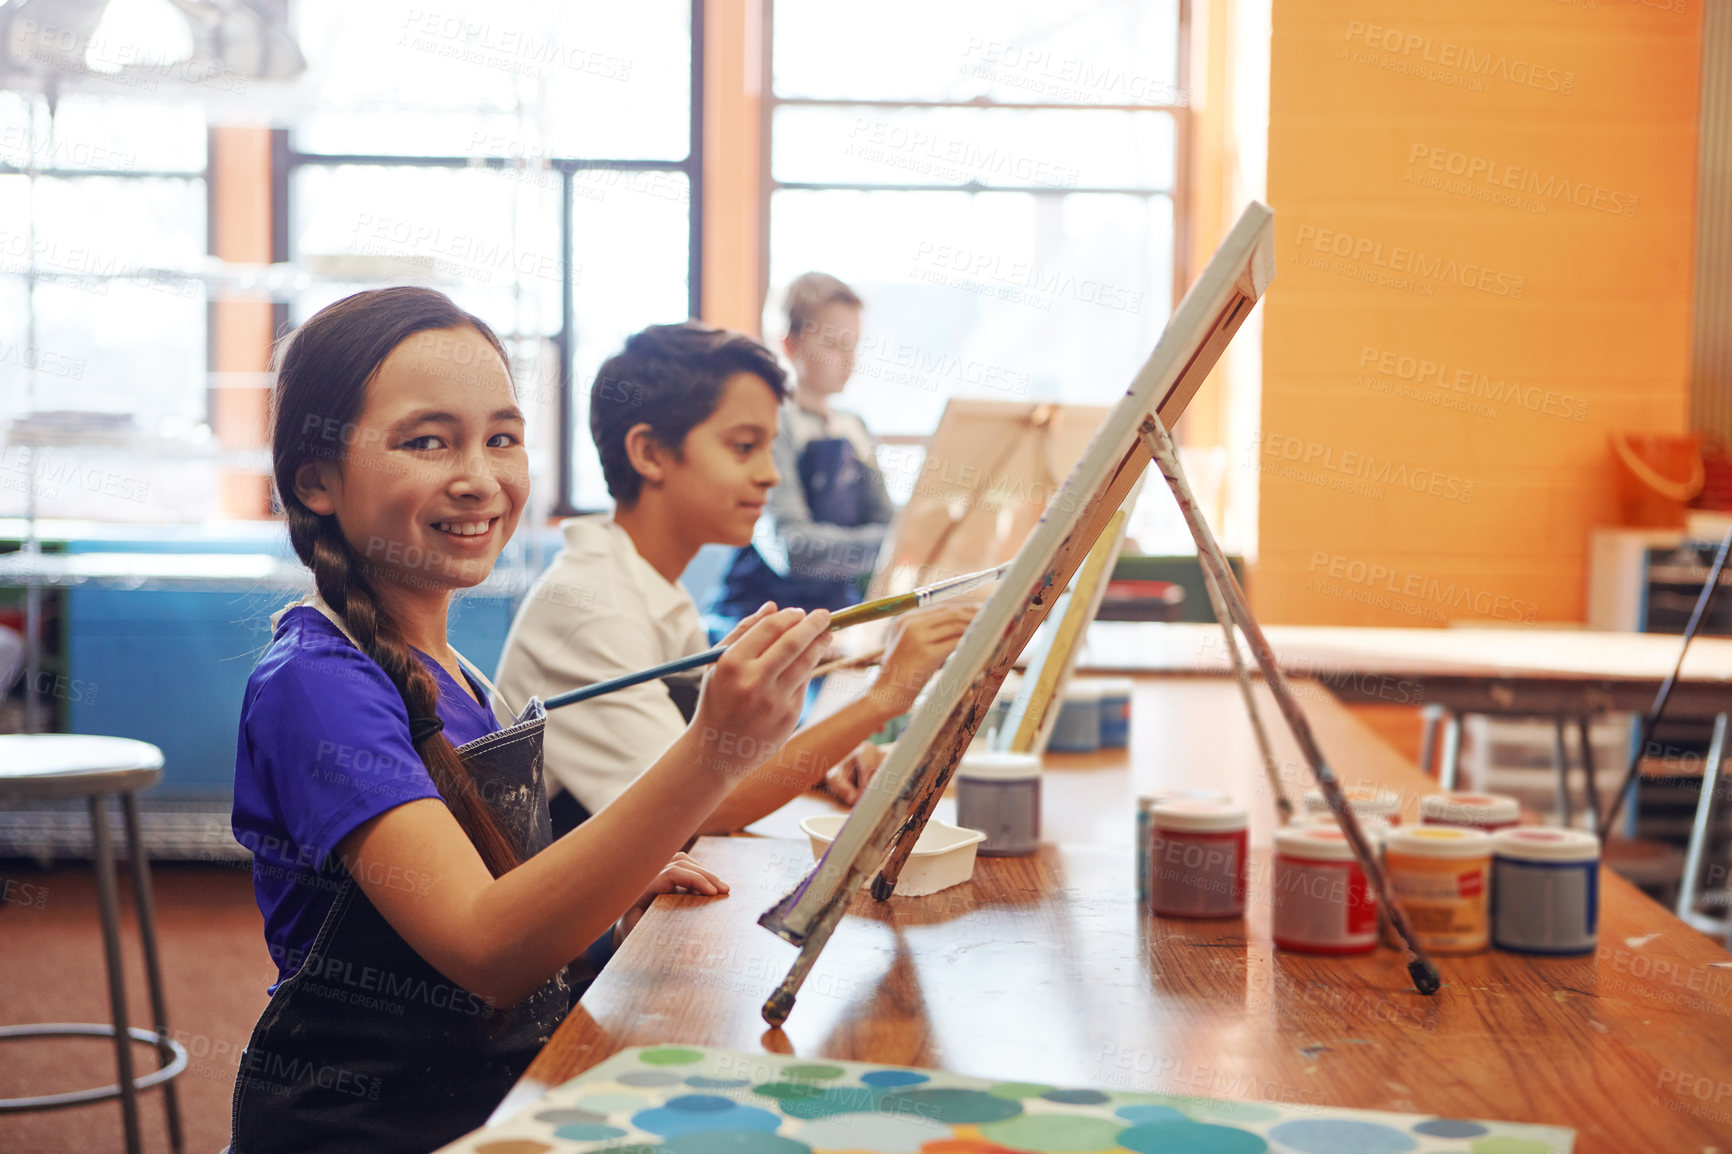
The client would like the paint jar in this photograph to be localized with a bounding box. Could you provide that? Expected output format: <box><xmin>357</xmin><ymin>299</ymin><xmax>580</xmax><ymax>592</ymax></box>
<box><xmin>1294</xmin><ymin>812</ymin><xmax>1392</xmax><ymax>853</ymax></box>
<box><xmin>1137</xmin><ymin>789</ymin><xmax>1232</xmax><ymax>903</ymax></box>
<box><xmin>1490</xmin><ymin>828</ymin><xmax>1600</xmax><ymax>955</ymax></box>
<box><xmin>1047</xmin><ymin>681</ymin><xmax>1103</xmax><ymax>753</ymax></box>
<box><xmin>1272</xmin><ymin>827</ymin><xmax>1380</xmax><ymax>955</ymax></box>
<box><xmin>1303</xmin><ymin>786</ymin><xmax>1402</xmax><ymax>827</ymax></box>
<box><xmin>1383</xmin><ymin>826</ymin><xmax>1493</xmax><ymax>955</ymax></box>
<box><xmin>955</xmin><ymin>753</ymin><xmax>1043</xmax><ymax>856</ymax></box>
<box><xmin>1148</xmin><ymin>801</ymin><xmax>1248</xmax><ymax>919</ymax></box>
<box><xmin>1421</xmin><ymin>792</ymin><xmax>1521</xmax><ymax>833</ymax></box>
<box><xmin>1091</xmin><ymin>677</ymin><xmax>1135</xmax><ymax>748</ymax></box>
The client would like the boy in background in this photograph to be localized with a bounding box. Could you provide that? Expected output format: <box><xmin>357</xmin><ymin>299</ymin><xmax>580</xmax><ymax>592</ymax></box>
<box><xmin>495</xmin><ymin>321</ymin><xmax>970</xmax><ymax>836</ymax></box>
<box><xmin>708</xmin><ymin>272</ymin><xmax>895</xmax><ymax>626</ymax></box>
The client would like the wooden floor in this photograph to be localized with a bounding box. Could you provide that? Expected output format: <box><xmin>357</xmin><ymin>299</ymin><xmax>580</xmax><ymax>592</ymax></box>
<box><xmin>0</xmin><ymin>861</ymin><xmax>274</xmax><ymax>1154</ymax></box>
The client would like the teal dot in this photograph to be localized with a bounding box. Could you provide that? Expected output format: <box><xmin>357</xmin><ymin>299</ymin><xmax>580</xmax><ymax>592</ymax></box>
<box><xmin>641</xmin><ymin>1047</ymin><xmax>706</xmax><ymax>1066</ymax></box>
<box><xmin>753</xmin><ymin>1083</ymin><xmax>884</xmax><ymax>1119</ymax></box>
<box><xmin>534</xmin><ymin>1108</ymin><xmax>606</xmax><ymax>1125</ymax></box>
<box><xmin>780</xmin><ymin>1063</ymin><xmax>846</xmax><ymax>1080</ymax></box>
<box><xmin>666</xmin><ymin>1095</ymin><xmax>734</xmax><ymax>1114</ymax></box>
<box><xmin>552</xmin><ymin>1122</ymin><xmax>626</xmax><ymax>1141</ymax></box>
<box><xmin>979</xmin><ymin>1113</ymin><xmax>1127</xmax><ymax>1152</ymax></box>
<box><xmin>656</xmin><ymin>1134</ymin><xmax>811</xmax><ymax>1154</ymax></box>
<box><xmin>1269</xmin><ymin>1119</ymin><xmax>1415</xmax><ymax>1153</ymax></box>
<box><xmin>877</xmin><ymin>1088</ymin><xmax>1024</xmax><ymax>1125</ymax></box>
<box><xmin>1118</xmin><ymin>1120</ymin><xmax>1268</xmax><ymax>1154</ymax></box>
<box><xmin>1042</xmin><ymin>1088</ymin><xmax>1111</xmax><ymax>1105</ymax></box>
<box><xmin>1116</xmin><ymin>1105</ymin><xmax>1187</xmax><ymax>1124</ymax></box>
<box><xmin>632</xmin><ymin>1102</ymin><xmax>783</xmax><ymax>1137</ymax></box>
<box><xmin>861</xmin><ymin>1070</ymin><xmax>929</xmax><ymax>1088</ymax></box>
<box><xmin>1191</xmin><ymin>1100</ymin><xmax>1282</xmax><ymax>1123</ymax></box>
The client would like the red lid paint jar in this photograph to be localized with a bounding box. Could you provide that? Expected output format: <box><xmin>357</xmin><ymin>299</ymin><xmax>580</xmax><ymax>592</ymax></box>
<box><xmin>1137</xmin><ymin>790</ymin><xmax>1231</xmax><ymax>904</ymax></box>
<box><xmin>1421</xmin><ymin>792</ymin><xmax>1521</xmax><ymax>832</ymax></box>
<box><xmin>1148</xmin><ymin>801</ymin><xmax>1248</xmax><ymax>919</ymax></box>
<box><xmin>1272</xmin><ymin>826</ymin><xmax>1379</xmax><ymax>954</ymax></box>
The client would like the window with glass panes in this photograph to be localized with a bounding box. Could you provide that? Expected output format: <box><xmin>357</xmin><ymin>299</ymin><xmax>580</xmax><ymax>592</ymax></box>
<box><xmin>0</xmin><ymin>92</ymin><xmax>209</xmax><ymax>519</ymax></box>
<box><xmin>767</xmin><ymin>0</ymin><xmax>1187</xmax><ymax>502</ymax></box>
<box><xmin>284</xmin><ymin>0</ymin><xmax>701</xmax><ymax>515</ymax></box>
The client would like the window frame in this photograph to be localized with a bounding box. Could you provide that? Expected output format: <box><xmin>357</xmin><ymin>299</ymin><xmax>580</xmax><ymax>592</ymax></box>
<box><xmin>277</xmin><ymin>0</ymin><xmax>706</xmax><ymax>516</ymax></box>
<box><xmin>758</xmin><ymin>0</ymin><xmax>1194</xmax><ymax>324</ymax></box>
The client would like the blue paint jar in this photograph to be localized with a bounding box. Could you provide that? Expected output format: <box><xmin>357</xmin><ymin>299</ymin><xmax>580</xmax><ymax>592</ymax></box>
<box><xmin>1490</xmin><ymin>827</ymin><xmax>1600</xmax><ymax>955</ymax></box>
<box><xmin>1092</xmin><ymin>677</ymin><xmax>1134</xmax><ymax>748</ymax></box>
<box><xmin>1047</xmin><ymin>681</ymin><xmax>1103</xmax><ymax>753</ymax></box>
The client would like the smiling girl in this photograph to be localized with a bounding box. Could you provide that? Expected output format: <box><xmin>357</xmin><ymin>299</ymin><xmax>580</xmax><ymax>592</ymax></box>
<box><xmin>229</xmin><ymin>288</ymin><xmax>829</xmax><ymax>1152</ymax></box>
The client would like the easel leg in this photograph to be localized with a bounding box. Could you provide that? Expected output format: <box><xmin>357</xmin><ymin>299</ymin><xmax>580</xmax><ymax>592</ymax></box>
<box><xmin>1139</xmin><ymin>415</ymin><xmax>1441</xmax><ymax>996</ymax></box>
<box><xmin>1197</xmin><ymin>554</ymin><xmax>1294</xmax><ymax>823</ymax></box>
<box><xmin>1677</xmin><ymin>712</ymin><xmax>1729</xmax><ymax>936</ymax></box>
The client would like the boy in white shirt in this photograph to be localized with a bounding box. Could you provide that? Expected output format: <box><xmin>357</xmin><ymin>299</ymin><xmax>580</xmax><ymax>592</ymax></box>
<box><xmin>496</xmin><ymin>321</ymin><xmax>970</xmax><ymax>834</ymax></box>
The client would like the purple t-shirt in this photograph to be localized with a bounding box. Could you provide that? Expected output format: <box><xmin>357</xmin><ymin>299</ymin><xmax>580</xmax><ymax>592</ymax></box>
<box><xmin>232</xmin><ymin>606</ymin><xmax>501</xmax><ymax>991</ymax></box>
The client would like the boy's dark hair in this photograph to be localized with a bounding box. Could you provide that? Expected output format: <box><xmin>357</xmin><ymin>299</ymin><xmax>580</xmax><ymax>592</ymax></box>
<box><xmin>590</xmin><ymin>321</ymin><xmax>788</xmax><ymax>506</ymax></box>
<box><xmin>784</xmin><ymin>272</ymin><xmax>862</xmax><ymax>340</ymax></box>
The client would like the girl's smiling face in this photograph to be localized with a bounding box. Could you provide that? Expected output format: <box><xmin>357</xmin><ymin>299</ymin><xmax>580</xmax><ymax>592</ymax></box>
<box><xmin>295</xmin><ymin>325</ymin><xmax>528</xmax><ymax>596</ymax></box>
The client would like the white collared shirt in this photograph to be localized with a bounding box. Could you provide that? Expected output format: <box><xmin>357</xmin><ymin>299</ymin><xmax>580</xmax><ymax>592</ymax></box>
<box><xmin>494</xmin><ymin>515</ymin><xmax>708</xmax><ymax>814</ymax></box>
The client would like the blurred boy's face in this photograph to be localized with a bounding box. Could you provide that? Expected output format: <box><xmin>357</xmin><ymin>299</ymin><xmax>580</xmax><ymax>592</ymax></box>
<box><xmin>784</xmin><ymin>302</ymin><xmax>860</xmax><ymax>399</ymax></box>
<box><xmin>654</xmin><ymin>372</ymin><xmax>782</xmax><ymax>548</ymax></box>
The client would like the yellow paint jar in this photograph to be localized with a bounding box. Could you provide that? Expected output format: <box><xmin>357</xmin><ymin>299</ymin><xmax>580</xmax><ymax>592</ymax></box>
<box><xmin>1382</xmin><ymin>826</ymin><xmax>1492</xmax><ymax>955</ymax></box>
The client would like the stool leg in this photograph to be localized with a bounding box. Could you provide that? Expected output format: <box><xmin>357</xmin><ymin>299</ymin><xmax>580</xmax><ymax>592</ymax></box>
<box><xmin>1678</xmin><ymin>713</ymin><xmax>1729</xmax><ymax>933</ymax></box>
<box><xmin>1577</xmin><ymin>717</ymin><xmax>1602</xmax><ymax>833</ymax></box>
<box><xmin>1439</xmin><ymin>712</ymin><xmax>1463</xmax><ymax>791</ymax></box>
<box><xmin>90</xmin><ymin>794</ymin><xmax>143</xmax><ymax>1154</ymax></box>
<box><xmin>1553</xmin><ymin>718</ymin><xmax>1573</xmax><ymax>827</ymax></box>
<box><xmin>122</xmin><ymin>792</ymin><xmax>183</xmax><ymax>1154</ymax></box>
<box><xmin>1419</xmin><ymin>704</ymin><xmax>1442</xmax><ymax>777</ymax></box>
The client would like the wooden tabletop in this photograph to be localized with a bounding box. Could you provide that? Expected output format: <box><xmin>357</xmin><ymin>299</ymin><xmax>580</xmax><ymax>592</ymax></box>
<box><xmin>520</xmin><ymin>678</ymin><xmax>1732</xmax><ymax>1152</ymax></box>
<box><xmin>1080</xmin><ymin>622</ymin><xmax>1732</xmax><ymax>719</ymax></box>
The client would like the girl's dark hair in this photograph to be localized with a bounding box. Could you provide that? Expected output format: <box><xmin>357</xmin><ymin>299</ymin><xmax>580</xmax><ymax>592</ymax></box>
<box><xmin>271</xmin><ymin>287</ymin><xmax>520</xmax><ymax>877</ymax></box>
<box><xmin>590</xmin><ymin>321</ymin><xmax>787</xmax><ymax>506</ymax></box>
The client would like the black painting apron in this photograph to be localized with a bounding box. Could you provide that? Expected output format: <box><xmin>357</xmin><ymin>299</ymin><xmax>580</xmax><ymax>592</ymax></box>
<box><xmin>230</xmin><ymin>600</ymin><xmax>568</xmax><ymax>1154</ymax></box>
<box><xmin>713</xmin><ymin>435</ymin><xmax>875</xmax><ymax>617</ymax></box>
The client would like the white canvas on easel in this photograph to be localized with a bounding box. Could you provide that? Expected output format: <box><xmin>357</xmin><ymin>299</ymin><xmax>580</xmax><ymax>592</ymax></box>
<box><xmin>757</xmin><ymin>204</ymin><xmax>1277</xmax><ymax>1017</ymax></box>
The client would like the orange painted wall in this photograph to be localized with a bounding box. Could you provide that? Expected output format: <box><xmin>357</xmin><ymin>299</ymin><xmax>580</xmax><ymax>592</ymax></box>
<box><xmin>1259</xmin><ymin>1</ymin><xmax>1701</xmax><ymax>626</ymax></box>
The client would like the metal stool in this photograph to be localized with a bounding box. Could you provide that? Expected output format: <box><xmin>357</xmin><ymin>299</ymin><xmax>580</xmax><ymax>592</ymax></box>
<box><xmin>0</xmin><ymin>735</ymin><xmax>187</xmax><ymax>1154</ymax></box>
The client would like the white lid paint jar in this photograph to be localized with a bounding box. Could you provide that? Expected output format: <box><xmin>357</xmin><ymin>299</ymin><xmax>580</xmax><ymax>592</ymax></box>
<box><xmin>1490</xmin><ymin>827</ymin><xmax>1600</xmax><ymax>955</ymax></box>
<box><xmin>1304</xmin><ymin>786</ymin><xmax>1402</xmax><ymax>826</ymax></box>
<box><xmin>1421</xmin><ymin>792</ymin><xmax>1521</xmax><ymax>832</ymax></box>
<box><xmin>1147</xmin><ymin>800</ymin><xmax>1248</xmax><ymax>919</ymax></box>
<box><xmin>1383</xmin><ymin>826</ymin><xmax>1493</xmax><ymax>955</ymax></box>
<box><xmin>1272</xmin><ymin>826</ymin><xmax>1380</xmax><ymax>955</ymax></box>
<box><xmin>955</xmin><ymin>752</ymin><xmax>1042</xmax><ymax>857</ymax></box>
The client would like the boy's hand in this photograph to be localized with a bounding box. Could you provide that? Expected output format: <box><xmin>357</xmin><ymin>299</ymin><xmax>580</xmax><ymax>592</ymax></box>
<box><xmin>823</xmin><ymin>740</ymin><xmax>889</xmax><ymax>805</ymax></box>
<box><xmin>691</xmin><ymin>602</ymin><xmax>830</xmax><ymax>777</ymax></box>
<box><xmin>614</xmin><ymin>851</ymin><xmax>728</xmax><ymax>945</ymax></box>
<box><xmin>868</xmin><ymin>605</ymin><xmax>976</xmax><ymax>719</ymax></box>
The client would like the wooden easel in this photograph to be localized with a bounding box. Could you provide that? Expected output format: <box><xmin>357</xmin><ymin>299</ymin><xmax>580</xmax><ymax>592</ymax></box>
<box><xmin>754</xmin><ymin>204</ymin><xmax>1437</xmax><ymax>1028</ymax></box>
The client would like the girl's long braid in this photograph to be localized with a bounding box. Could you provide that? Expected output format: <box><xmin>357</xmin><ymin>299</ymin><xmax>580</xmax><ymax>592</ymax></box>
<box><xmin>288</xmin><ymin>504</ymin><xmax>521</xmax><ymax>877</ymax></box>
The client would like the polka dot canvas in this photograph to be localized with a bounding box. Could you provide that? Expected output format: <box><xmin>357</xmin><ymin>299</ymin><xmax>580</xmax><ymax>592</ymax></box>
<box><xmin>437</xmin><ymin>1046</ymin><xmax>1574</xmax><ymax>1154</ymax></box>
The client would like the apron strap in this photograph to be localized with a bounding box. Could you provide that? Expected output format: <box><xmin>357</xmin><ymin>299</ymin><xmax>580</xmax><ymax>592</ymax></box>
<box><xmin>274</xmin><ymin>594</ymin><xmax>517</xmax><ymax>728</ymax></box>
